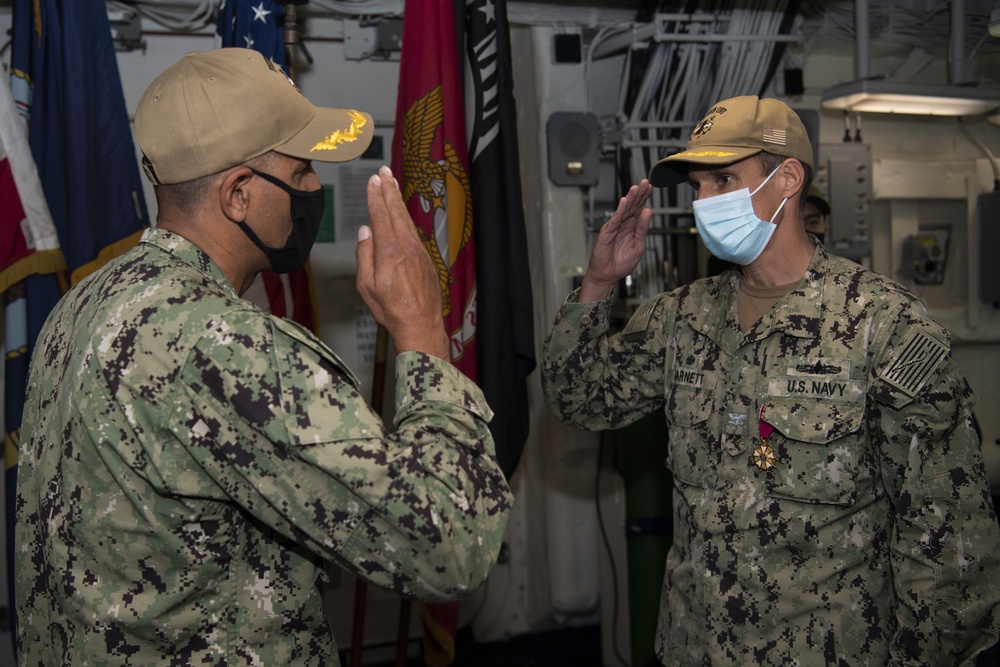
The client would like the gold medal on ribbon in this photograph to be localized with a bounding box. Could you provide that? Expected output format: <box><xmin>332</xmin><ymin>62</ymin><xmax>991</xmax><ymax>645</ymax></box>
<box><xmin>753</xmin><ymin>404</ymin><xmax>777</xmax><ymax>471</ymax></box>
<box><xmin>752</xmin><ymin>439</ymin><xmax>777</xmax><ymax>471</ymax></box>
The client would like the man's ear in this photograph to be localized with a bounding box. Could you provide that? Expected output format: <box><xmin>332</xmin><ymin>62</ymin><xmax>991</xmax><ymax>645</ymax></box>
<box><xmin>779</xmin><ymin>158</ymin><xmax>806</xmax><ymax>200</ymax></box>
<box><xmin>218</xmin><ymin>166</ymin><xmax>255</xmax><ymax>223</ymax></box>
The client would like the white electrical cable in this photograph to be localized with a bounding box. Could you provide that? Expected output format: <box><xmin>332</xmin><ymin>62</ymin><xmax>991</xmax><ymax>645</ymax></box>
<box><xmin>111</xmin><ymin>0</ymin><xmax>216</xmax><ymax>31</ymax></box>
<box><xmin>586</xmin><ymin>22</ymin><xmax>635</xmax><ymax>114</ymax></box>
<box><xmin>665</xmin><ymin>43</ymin><xmax>695</xmax><ymax>121</ymax></box>
<box><xmin>798</xmin><ymin>0</ymin><xmax>1000</xmax><ymax>55</ymax></box>
<box><xmin>958</xmin><ymin>118</ymin><xmax>1000</xmax><ymax>187</ymax></box>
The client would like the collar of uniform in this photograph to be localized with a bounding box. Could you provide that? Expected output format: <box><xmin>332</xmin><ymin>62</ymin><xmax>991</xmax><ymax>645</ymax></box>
<box><xmin>686</xmin><ymin>270</ymin><xmax>743</xmax><ymax>354</ymax></box>
<box><xmin>739</xmin><ymin>242</ymin><xmax>826</xmax><ymax>343</ymax></box>
<box><xmin>687</xmin><ymin>243</ymin><xmax>827</xmax><ymax>348</ymax></box>
<box><xmin>138</xmin><ymin>227</ymin><xmax>239</xmax><ymax>299</ymax></box>
<box><xmin>781</xmin><ymin>242</ymin><xmax>828</xmax><ymax>338</ymax></box>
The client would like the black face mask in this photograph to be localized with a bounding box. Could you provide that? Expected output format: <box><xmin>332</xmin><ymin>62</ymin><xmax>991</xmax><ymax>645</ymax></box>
<box><xmin>237</xmin><ymin>168</ymin><xmax>325</xmax><ymax>274</ymax></box>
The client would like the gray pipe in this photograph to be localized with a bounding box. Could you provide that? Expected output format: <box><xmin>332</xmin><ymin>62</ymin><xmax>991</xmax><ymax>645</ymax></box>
<box><xmin>856</xmin><ymin>0</ymin><xmax>869</xmax><ymax>79</ymax></box>
<box><xmin>951</xmin><ymin>0</ymin><xmax>965</xmax><ymax>82</ymax></box>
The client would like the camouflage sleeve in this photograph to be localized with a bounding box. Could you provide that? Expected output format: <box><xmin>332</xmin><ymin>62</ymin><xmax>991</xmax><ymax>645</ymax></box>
<box><xmin>541</xmin><ymin>289</ymin><xmax>669</xmax><ymax>431</ymax></box>
<box><xmin>165</xmin><ymin>313</ymin><xmax>512</xmax><ymax>602</ymax></box>
<box><xmin>868</xmin><ymin>301</ymin><xmax>1000</xmax><ymax>665</ymax></box>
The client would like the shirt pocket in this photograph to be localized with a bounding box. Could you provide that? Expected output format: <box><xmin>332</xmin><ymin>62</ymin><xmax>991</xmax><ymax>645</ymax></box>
<box><xmin>761</xmin><ymin>395</ymin><xmax>866</xmax><ymax>506</ymax></box>
<box><xmin>664</xmin><ymin>384</ymin><xmax>716</xmax><ymax>488</ymax></box>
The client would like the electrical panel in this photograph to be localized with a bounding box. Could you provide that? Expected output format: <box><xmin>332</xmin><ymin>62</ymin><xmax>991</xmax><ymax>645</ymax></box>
<box><xmin>901</xmin><ymin>230</ymin><xmax>950</xmax><ymax>285</ymax></box>
<box><xmin>815</xmin><ymin>143</ymin><xmax>873</xmax><ymax>261</ymax></box>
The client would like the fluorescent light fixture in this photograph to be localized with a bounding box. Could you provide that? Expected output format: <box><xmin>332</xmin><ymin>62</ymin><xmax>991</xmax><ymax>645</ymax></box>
<box><xmin>821</xmin><ymin>79</ymin><xmax>999</xmax><ymax>116</ymax></box>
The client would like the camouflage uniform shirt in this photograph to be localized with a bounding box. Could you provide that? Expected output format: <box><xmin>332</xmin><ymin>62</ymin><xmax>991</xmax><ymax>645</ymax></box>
<box><xmin>16</xmin><ymin>227</ymin><xmax>512</xmax><ymax>666</ymax></box>
<box><xmin>542</xmin><ymin>244</ymin><xmax>1000</xmax><ymax>665</ymax></box>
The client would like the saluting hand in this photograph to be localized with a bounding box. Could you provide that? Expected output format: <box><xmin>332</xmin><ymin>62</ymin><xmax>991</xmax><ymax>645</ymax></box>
<box><xmin>355</xmin><ymin>165</ymin><xmax>451</xmax><ymax>361</ymax></box>
<box><xmin>579</xmin><ymin>180</ymin><xmax>653</xmax><ymax>302</ymax></box>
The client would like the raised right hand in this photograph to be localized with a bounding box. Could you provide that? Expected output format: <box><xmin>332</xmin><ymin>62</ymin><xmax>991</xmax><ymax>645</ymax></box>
<box><xmin>579</xmin><ymin>180</ymin><xmax>654</xmax><ymax>302</ymax></box>
<box><xmin>355</xmin><ymin>166</ymin><xmax>451</xmax><ymax>361</ymax></box>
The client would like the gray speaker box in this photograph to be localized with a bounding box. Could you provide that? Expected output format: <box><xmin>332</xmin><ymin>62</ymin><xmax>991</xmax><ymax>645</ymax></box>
<box><xmin>546</xmin><ymin>111</ymin><xmax>600</xmax><ymax>187</ymax></box>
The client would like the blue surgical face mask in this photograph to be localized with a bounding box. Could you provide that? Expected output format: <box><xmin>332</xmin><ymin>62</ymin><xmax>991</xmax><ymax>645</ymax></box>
<box><xmin>692</xmin><ymin>164</ymin><xmax>788</xmax><ymax>266</ymax></box>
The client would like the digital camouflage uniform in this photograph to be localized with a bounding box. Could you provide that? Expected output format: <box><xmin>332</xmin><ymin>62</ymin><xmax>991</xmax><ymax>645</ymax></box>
<box><xmin>543</xmin><ymin>243</ymin><xmax>1000</xmax><ymax>666</ymax></box>
<box><xmin>16</xmin><ymin>227</ymin><xmax>513</xmax><ymax>666</ymax></box>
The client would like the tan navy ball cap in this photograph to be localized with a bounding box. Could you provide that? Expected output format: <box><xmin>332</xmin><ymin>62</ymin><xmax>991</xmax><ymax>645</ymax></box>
<box><xmin>648</xmin><ymin>95</ymin><xmax>813</xmax><ymax>187</ymax></box>
<box><xmin>134</xmin><ymin>48</ymin><xmax>374</xmax><ymax>185</ymax></box>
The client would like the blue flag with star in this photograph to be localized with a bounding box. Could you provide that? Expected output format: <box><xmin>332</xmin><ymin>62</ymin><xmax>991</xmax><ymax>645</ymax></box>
<box><xmin>216</xmin><ymin>0</ymin><xmax>287</xmax><ymax>72</ymax></box>
<box><xmin>215</xmin><ymin>0</ymin><xmax>320</xmax><ymax>331</ymax></box>
<box><xmin>8</xmin><ymin>0</ymin><xmax>150</xmax><ymax>658</ymax></box>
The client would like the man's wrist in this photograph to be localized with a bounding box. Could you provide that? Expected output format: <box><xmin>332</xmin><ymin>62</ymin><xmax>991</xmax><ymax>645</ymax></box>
<box><xmin>394</xmin><ymin>329</ymin><xmax>451</xmax><ymax>362</ymax></box>
<box><xmin>579</xmin><ymin>277</ymin><xmax>616</xmax><ymax>303</ymax></box>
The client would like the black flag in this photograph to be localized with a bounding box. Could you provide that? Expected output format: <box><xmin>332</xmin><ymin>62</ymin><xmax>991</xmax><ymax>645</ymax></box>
<box><xmin>465</xmin><ymin>0</ymin><xmax>535</xmax><ymax>480</ymax></box>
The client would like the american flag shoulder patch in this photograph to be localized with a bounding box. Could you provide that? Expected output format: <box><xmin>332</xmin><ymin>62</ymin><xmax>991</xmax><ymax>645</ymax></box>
<box><xmin>622</xmin><ymin>297</ymin><xmax>658</xmax><ymax>338</ymax></box>
<box><xmin>880</xmin><ymin>327</ymin><xmax>948</xmax><ymax>397</ymax></box>
<box><xmin>762</xmin><ymin>127</ymin><xmax>787</xmax><ymax>145</ymax></box>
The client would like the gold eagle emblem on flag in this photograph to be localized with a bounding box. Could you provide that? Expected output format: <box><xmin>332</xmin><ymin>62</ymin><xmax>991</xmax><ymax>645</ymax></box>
<box><xmin>400</xmin><ymin>84</ymin><xmax>473</xmax><ymax>317</ymax></box>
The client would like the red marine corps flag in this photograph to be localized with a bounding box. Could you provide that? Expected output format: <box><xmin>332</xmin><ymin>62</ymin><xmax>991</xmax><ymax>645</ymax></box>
<box><xmin>392</xmin><ymin>1</ymin><xmax>476</xmax><ymax>663</ymax></box>
<box><xmin>392</xmin><ymin>0</ymin><xmax>477</xmax><ymax>381</ymax></box>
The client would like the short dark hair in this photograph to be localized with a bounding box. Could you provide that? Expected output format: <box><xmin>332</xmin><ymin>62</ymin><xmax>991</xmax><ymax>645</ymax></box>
<box><xmin>154</xmin><ymin>152</ymin><xmax>278</xmax><ymax>216</ymax></box>
<box><xmin>155</xmin><ymin>173</ymin><xmax>216</xmax><ymax>216</ymax></box>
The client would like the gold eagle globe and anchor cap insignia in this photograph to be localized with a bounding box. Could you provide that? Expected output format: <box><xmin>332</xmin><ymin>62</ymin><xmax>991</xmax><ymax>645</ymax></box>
<box><xmin>400</xmin><ymin>84</ymin><xmax>474</xmax><ymax>317</ymax></box>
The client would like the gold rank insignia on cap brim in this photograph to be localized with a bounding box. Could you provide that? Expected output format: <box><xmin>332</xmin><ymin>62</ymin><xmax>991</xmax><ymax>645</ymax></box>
<box><xmin>311</xmin><ymin>110</ymin><xmax>368</xmax><ymax>152</ymax></box>
<box><xmin>671</xmin><ymin>150</ymin><xmax>741</xmax><ymax>159</ymax></box>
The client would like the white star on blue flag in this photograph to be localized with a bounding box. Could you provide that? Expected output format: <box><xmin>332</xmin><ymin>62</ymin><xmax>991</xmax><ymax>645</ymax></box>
<box><xmin>216</xmin><ymin>0</ymin><xmax>287</xmax><ymax>74</ymax></box>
